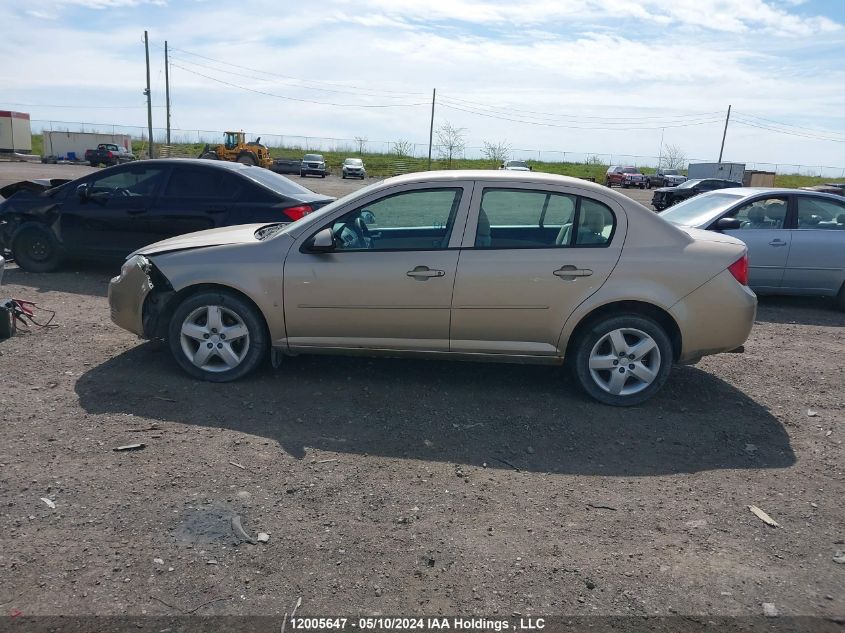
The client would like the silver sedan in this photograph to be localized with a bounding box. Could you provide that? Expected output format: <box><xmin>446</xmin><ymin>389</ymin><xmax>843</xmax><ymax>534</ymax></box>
<box><xmin>660</xmin><ymin>188</ymin><xmax>845</xmax><ymax>309</ymax></box>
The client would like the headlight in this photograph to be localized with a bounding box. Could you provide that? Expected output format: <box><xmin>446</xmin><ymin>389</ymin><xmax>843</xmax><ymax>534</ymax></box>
<box><xmin>121</xmin><ymin>255</ymin><xmax>149</xmax><ymax>278</ymax></box>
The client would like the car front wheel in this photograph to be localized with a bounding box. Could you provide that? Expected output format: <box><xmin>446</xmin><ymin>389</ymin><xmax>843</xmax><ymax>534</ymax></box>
<box><xmin>12</xmin><ymin>226</ymin><xmax>64</xmax><ymax>272</ymax></box>
<box><xmin>168</xmin><ymin>290</ymin><xmax>268</xmax><ymax>382</ymax></box>
<box><xmin>572</xmin><ymin>314</ymin><xmax>673</xmax><ymax>406</ymax></box>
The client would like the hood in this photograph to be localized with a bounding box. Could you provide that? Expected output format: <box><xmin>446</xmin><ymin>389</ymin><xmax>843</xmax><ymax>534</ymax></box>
<box><xmin>504</xmin><ymin>166</ymin><xmax>531</xmax><ymax>171</ymax></box>
<box><xmin>623</xmin><ymin>172</ymin><xmax>645</xmax><ymax>178</ymax></box>
<box><xmin>132</xmin><ymin>223</ymin><xmax>271</xmax><ymax>257</ymax></box>
<box><xmin>677</xmin><ymin>226</ymin><xmax>746</xmax><ymax>246</ymax></box>
<box><xmin>0</xmin><ymin>179</ymin><xmax>71</xmax><ymax>199</ymax></box>
<box><xmin>654</xmin><ymin>186</ymin><xmax>687</xmax><ymax>193</ymax></box>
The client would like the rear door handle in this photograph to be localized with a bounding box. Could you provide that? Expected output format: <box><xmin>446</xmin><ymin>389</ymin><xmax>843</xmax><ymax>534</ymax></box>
<box><xmin>554</xmin><ymin>265</ymin><xmax>593</xmax><ymax>279</ymax></box>
<box><xmin>769</xmin><ymin>239</ymin><xmax>787</xmax><ymax>246</ymax></box>
<box><xmin>407</xmin><ymin>266</ymin><xmax>445</xmax><ymax>279</ymax></box>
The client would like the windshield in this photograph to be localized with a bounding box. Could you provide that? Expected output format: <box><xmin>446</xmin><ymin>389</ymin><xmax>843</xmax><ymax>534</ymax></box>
<box><xmin>238</xmin><ymin>168</ymin><xmax>315</xmax><ymax>196</ymax></box>
<box><xmin>507</xmin><ymin>161</ymin><xmax>528</xmax><ymax>168</ymax></box>
<box><xmin>344</xmin><ymin>158</ymin><xmax>363</xmax><ymax>166</ymax></box>
<box><xmin>676</xmin><ymin>179</ymin><xmax>703</xmax><ymax>189</ymax></box>
<box><xmin>662</xmin><ymin>169</ymin><xmax>679</xmax><ymax>175</ymax></box>
<box><xmin>303</xmin><ymin>154</ymin><xmax>323</xmax><ymax>161</ymax></box>
<box><xmin>660</xmin><ymin>192</ymin><xmax>746</xmax><ymax>227</ymax></box>
<box><xmin>622</xmin><ymin>167</ymin><xmax>639</xmax><ymax>173</ymax></box>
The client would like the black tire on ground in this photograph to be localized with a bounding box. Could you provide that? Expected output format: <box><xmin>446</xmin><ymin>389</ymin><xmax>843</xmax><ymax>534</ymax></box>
<box><xmin>321</xmin><ymin>174</ymin><xmax>326</xmax><ymax>178</ymax></box>
<box><xmin>200</xmin><ymin>152</ymin><xmax>218</xmax><ymax>160</ymax></box>
<box><xmin>604</xmin><ymin>179</ymin><xmax>612</xmax><ymax>187</ymax></box>
<box><xmin>342</xmin><ymin>173</ymin><xmax>346</xmax><ymax>179</ymax></box>
<box><xmin>167</xmin><ymin>290</ymin><xmax>268</xmax><ymax>383</ymax></box>
<box><xmin>236</xmin><ymin>154</ymin><xmax>257</xmax><ymax>166</ymax></box>
<box><xmin>646</xmin><ymin>181</ymin><xmax>651</xmax><ymax>189</ymax></box>
<box><xmin>300</xmin><ymin>172</ymin><xmax>306</xmax><ymax>178</ymax></box>
<box><xmin>572</xmin><ymin>313</ymin><xmax>673</xmax><ymax>407</ymax></box>
<box><xmin>12</xmin><ymin>226</ymin><xmax>64</xmax><ymax>273</ymax></box>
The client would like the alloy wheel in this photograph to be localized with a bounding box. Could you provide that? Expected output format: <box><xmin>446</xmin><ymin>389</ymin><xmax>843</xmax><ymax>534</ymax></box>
<box><xmin>587</xmin><ymin>328</ymin><xmax>661</xmax><ymax>396</ymax></box>
<box><xmin>179</xmin><ymin>305</ymin><xmax>250</xmax><ymax>372</ymax></box>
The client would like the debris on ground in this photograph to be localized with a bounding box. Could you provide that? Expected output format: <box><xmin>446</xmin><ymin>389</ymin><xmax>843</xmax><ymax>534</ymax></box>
<box><xmin>748</xmin><ymin>505</ymin><xmax>780</xmax><ymax>528</ymax></box>
<box><xmin>833</xmin><ymin>551</ymin><xmax>845</xmax><ymax>564</ymax></box>
<box><xmin>257</xmin><ymin>532</ymin><xmax>270</xmax><ymax>543</ymax></box>
<box><xmin>807</xmin><ymin>409</ymin><xmax>819</xmax><ymax>417</ymax></box>
<box><xmin>153</xmin><ymin>558</ymin><xmax>164</xmax><ymax>565</ymax></box>
<box><xmin>229</xmin><ymin>461</ymin><xmax>245</xmax><ymax>470</ymax></box>
<box><xmin>587</xmin><ymin>503</ymin><xmax>618</xmax><ymax>511</ymax></box>
<box><xmin>40</xmin><ymin>497</ymin><xmax>55</xmax><ymax>509</ymax></box>
<box><xmin>685</xmin><ymin>519</ymin><xmax>708</xmax><ymax>528</ymax></box>
<box><xmin>231</xmin><ymin>515</ymin><xmax>256</xmax><ymax>544</ymax></box>
<box><xmin>762</xmin><ymin>602</ymin><xmax>779</xmax><ymax>617</ymax></box>
<box><xmin>113</xmin><ymin>443</ymin><xmax>145</xmax><ymax>452</ymax></box>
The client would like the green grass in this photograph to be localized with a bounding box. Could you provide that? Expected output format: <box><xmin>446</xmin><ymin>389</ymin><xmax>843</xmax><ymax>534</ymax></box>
<box><xmin>28</xmin><ymin>134</ymin><xmax>845</xmax><ymax>189</ymax></box>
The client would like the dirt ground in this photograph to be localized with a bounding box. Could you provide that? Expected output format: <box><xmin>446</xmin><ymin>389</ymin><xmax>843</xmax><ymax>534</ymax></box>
<box><xmin>0</xmin><ymin>162</ymin><xmax>843</xmax><ymax>621</ymax></box>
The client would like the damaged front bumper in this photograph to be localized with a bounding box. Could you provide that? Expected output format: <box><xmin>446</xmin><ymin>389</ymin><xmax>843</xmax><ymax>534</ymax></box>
<box><xmin>108</xmin><ymin>255</ymin><xmax>154</xmax><ymax>337</ymax></box>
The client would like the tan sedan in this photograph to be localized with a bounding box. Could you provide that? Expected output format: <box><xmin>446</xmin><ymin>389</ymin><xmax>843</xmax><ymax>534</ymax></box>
<box><xmin>109</xmin><ymin>170</ymin><xmax>756</xmax><ymax>406</ymax></box>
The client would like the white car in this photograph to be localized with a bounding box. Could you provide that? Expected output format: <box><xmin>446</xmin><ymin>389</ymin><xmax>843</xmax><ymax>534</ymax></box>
<box><xmin>342</xmin><ymin>158</ymin><xmax>366</xmax><ymax>180</ymax></box>
<box><xmin>500</xmin><ymin>160</ymin><xmax>532</xmax><ymax>172</ymax></box>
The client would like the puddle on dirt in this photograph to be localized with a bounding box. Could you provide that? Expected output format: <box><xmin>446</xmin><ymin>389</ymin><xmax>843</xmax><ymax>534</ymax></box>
<box><xmin>173</xmin><ymin>503</ymin><xmax>252</xmax><ymax>546</ymax></box>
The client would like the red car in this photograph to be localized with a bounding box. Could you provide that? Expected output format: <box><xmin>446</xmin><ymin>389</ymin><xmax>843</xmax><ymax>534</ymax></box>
<box><xmin>605</xmin><ymin>165</ymin><xmax>647</xmax><ymax>189</ymax></box>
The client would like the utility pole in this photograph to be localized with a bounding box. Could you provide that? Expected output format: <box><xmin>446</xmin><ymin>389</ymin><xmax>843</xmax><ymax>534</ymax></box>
<box><xmin>657</xmin><ymin>127</ymin><xmax>665</xmax><ymax>168</ymax></box>
<box><xmin>164</xmin><ymin>40</ymin><xmax>171</xmax><ymax>145</ymax></box>
<box><xmin>427</xmin><ymin>88</ymin><xmax>436</xmax><ymax>170</ymax></box>
<box><xmin>718</xmin><ymin>104</ymin><xmax>731</xmax><ymax>163</ymax></box>
<box><xmin>144</xmin><ymin>30</ymin><xmax>154</xmax><ymax>159</ymax></box>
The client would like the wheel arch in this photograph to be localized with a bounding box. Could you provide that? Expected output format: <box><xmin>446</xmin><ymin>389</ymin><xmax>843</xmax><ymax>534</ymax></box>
<box><xmin>564</xmin><ymin>300</ymin><xmax>682</xmax><ymax>363</ymax></box>
<box><xmin>145</xmin><ymin>281</ymin><xmax>270</xmax><ymax>341</ymax></box>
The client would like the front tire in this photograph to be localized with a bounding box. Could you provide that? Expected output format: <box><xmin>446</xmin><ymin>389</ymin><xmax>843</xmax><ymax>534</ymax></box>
<box><xmin>236</xmin><ymin>154</ymin><xmax>257</xmax><ymax>166</ymax></box>
<box><xmin>572</xmin><ymin>314</ymin><xmax>673</xmax><ymax>406</ymax></box>
<box><xmin>12</xmin><ymin>226</ymin><xmax>64</xmax><ymax>273</ymax></box>
<box><xmin>168</xmin><ymin>291</ymin><xmax>268</xmax><ymax>382</ymax></box>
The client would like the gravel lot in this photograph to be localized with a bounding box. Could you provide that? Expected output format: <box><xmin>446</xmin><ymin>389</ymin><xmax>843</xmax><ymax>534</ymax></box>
<box><xmin>0</xmin><ymin>162</ymin><xmax>842</xmax><ymax>620</ymax></box>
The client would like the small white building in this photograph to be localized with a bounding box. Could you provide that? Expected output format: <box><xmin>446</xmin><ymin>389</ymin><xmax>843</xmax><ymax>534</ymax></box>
<box><xmin>0</xmin><ymin>111</ymin><xmax>32</xmax><ymax>153</ymax></box>
<box><xmin>42</xmin><ymin>130</ymin><xmax>132</xmax><ymax>161</ymax></box>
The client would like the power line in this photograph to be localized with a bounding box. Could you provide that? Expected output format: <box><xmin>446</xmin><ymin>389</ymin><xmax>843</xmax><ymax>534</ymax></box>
<box><xmin>733</xmin><ymin>110</ymin><xmax>845</xmax><ymax>140</ymax></box>
<box><xmin>732</xmin><ymin>117</ymin><xmax>845</xmax><ymax>143</ymax></box>
<box><xmin>164</xmin><ymin>44</ymin><xmax>427</xmax><ymax>98</ymax></box>
<box><xmin>169</xmin><ymin>61</ymin><xmax>429</xmax><ymax>108</ymax></box>
<box><xmin>167</xmin><ymin>53</ymin><xmax>422</xmax><ymax>101</ymax></box>
<box><xmin>3</xmin><ymin>101</ymin><xmax>166</xmax><ymax>109</ymax></box>
<box><xmin>438</xmin><ymin>101</ymin><xmax>723</xmax><ymax>130</ymax></box>
<box><xmin>439</xmin><ymin>94</ymin><xmax>724</xmax><ymax>123</ymax></box>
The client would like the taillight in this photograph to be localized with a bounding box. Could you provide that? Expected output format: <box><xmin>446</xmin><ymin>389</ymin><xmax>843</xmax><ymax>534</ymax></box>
<box><xmin>282</xmin><ymin>204</ymin><xmax>313</xmax><ymax>221</ymax></box>
<box><xmin>728</xmin><ymin>253</ymin><xmax>749</xmax><ymax>286</ymax></box>
<box><xmin>107</xmin><ymin>151</ymin><xmax>114</xmax><ymax>158</ymax></box>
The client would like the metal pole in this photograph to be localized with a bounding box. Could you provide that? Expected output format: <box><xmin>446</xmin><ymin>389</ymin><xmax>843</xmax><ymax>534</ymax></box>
<box><xmin>165</xmin><ymin>40</ymin><xmax>171</xmax><ymax>145</ymax></box>
<box><xmin>657</xmin><ymin>127</ymin><xmax>664</xmax><ymax>168</ymax></box>
<box><xmin>427</xmin><ymin>88</ymin><xmax>436</xmax><ymax>170</ymax></box>
<box><xmin>144</xmin><ymin>31</ymin><xmax>154</xmax><ymax>159</ymax></box>
<box><xmin>718</xmin><ymin>104</ymin><xmax>731</xmax><ymax>163</ymax></box>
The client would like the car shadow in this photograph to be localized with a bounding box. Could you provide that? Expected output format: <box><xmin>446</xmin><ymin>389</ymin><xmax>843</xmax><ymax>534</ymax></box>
<box><xmin>756</xmin><ymin>295</ymin><xmax>845</xmax><ymax>327</ymax></box>
<box><xmin>75</xmin><ymin>344</ymin><xmax>795</xmax><ymax>476</ymax></box>
<box><xmin>2</xmin><ymin>261</ymin><xmax>117</xmax><ymax>298</ymax></box>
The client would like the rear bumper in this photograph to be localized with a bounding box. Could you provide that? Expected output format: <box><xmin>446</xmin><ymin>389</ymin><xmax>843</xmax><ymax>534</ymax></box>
<box><xmin>670</xmin><ymin>269</ymin><xmax>757</xmax><ymax>363</ymax></box>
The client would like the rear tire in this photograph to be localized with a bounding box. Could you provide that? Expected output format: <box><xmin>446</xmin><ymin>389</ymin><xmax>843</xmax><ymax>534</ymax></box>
<box><xmin>236</xmin><ymin>154</ymin><xmax>257</xmax><ymax>166</ymax></box>
<box><xmin>12</xmin><ymin>226</ymin><xmax>63</xmax><ymax>273</ymax></box>
<box><xmin>168</xmin><ymin>290</ymin><xmax>268</xmax><ymax>382</ymax></box>
<box><xmin>572</xmin><ymin>313</ymin><xmax>673</xmax><ymax>406</ymax></box>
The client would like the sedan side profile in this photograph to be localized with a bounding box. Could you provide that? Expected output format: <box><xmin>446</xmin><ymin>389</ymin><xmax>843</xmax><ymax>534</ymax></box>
<box><xmin>660</xmin><ymin>188</ymin><xmax>845</xmax><ymax>308</ymax></box>
<box><xmin>0</xmin><ymin>159</ymin><xmax>333</xmax><ymax>271</ymax></box>
<box><xmin>651</xmin><ymin>178</ymin><xmax>743</xmax><ymax>211</ymax></box>
<box><xmin>109</xmin><ymin>171</ymin><xmax>756</xmax><ymax>406</ymax></box>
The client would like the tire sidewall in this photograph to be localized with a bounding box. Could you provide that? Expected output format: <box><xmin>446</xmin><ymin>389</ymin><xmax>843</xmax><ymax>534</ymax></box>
<box><xmin>167</xmin><ymin>290</ymin><xmax>268</xmax><ymax>382</ymax></box>
<box><xmin>13</xmin><ymin>226</ymin><xmax>64</xmax><ymax>272</ymax></box>
<box><xmin>573</xmin><ymin>313</ymin><xmax>673</xmax><ymax>406</ymax></box>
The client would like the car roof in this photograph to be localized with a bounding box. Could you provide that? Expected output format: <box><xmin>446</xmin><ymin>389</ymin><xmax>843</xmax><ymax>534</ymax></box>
<box><xmin>137</xmin><ymin>158</ymin><xmax>253</xmax><ymax>172</ymax></box>
<box><xmin>703</xmin><ymin>187</ymin><xmax>845</xmax><ymax>201</ymax></box>
<box><xmin>380</xmin><ymin>169</ymin><xmax>629</xmax><ymax>197</ymax></box>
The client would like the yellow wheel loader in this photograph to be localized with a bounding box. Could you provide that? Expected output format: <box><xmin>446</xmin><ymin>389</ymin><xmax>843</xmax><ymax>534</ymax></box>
<box><xmin>199</xmin><ymin>131</ymin><xmax>273</xmax><ymax>169</ymax></box>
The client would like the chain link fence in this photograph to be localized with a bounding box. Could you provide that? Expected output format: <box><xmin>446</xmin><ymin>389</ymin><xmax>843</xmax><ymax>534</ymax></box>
<box><xmin>31</xmin><ymin>119</ymin><xmax>845</xmax><ymax>178</ymax></box>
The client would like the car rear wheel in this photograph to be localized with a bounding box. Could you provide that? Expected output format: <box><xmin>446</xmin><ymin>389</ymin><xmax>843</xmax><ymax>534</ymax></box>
<box><xmin>168</xmin><ymin>290</ymin><xmax>268</xmax><ymax>382</ymax></box>
<box><xmin>572</xmin><ymin>314</ymin><xmax>673</xmax><ymax>406</ymax></box>
<box><xmin>12</xmin><ymin>226</ymin><xmax>64</xmax><ymax>273</ymax></box>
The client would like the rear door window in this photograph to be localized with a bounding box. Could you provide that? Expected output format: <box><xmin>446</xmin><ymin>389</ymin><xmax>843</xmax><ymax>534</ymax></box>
<box><xmin>163</xmin><ymin>167</ymin><xmax>242</xmax><ymax>199</ymax></box>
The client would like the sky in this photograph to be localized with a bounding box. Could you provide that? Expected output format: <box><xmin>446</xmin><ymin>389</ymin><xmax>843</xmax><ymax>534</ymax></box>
<box><xmin>2</xmin><ymin>0</ymin><xmax>845</xmax><ymax>172</ymax></box>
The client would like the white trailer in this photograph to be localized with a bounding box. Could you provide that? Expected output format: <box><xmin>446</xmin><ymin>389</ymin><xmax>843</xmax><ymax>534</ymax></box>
<box><xmin>0</xmin><ymin>111</ymin><xmax>32</xmax><ymax>153</ymax></box>
<box><xmin>42</xmin><ymin>131</ymin><xmax>132</xmax><ymax>161</ymax></box>
<box><xmin>687</xmin><ymin>162</ymin><xmax>746</xmax><ymax>182</ymax></box>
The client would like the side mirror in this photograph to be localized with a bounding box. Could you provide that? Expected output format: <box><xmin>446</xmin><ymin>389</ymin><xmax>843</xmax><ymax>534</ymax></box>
<box><xmin>715</xmin><ymin>217</ymin><xmax>741</xmax><ymax>230</ymax></box>
<box><xmin>308</xmin><ymin>227</ymin><xmax>336</xmax><ymax>252</ymax></box>
<box><xmin>76</xmin><ymin>183</ymin><xmax>90</xmax><ymax>200</ymax></box>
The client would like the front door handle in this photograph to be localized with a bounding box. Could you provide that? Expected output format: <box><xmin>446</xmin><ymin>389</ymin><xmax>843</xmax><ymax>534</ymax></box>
<box><xmin>554</xmin><ymin>265</ymin><xmax>593</xmax><ymax>280</ymax></box>
<box><xmin>407</xmin><ymin>266</ymin><xmax>445</xmax><ymax>279</ymax></box>
<box><xmin>769</xmin><ymin>239</ymin><xmax>787</xmax><ymax>246</ymax></box>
